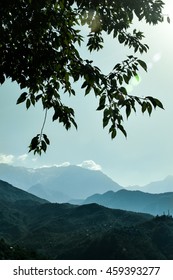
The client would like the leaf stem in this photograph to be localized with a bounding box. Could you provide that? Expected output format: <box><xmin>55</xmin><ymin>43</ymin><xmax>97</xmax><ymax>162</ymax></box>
<box><xmin>40</xmin><ymin>108</ymin><xmax>48</xmax><ymax>141</ymax></box>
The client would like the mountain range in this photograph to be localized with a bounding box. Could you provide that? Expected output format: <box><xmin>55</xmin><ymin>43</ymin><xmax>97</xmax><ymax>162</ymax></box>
<box><xmin>83</xmin><ymin>189</ymin><xmax>173</xmax><ymax>215</ymax></box>
<box><xmin>0</xmin><ymin>163</ymin><xmax>123</xmax><ymax>202</ymax></box>
<box><xmin>0</xmin><ymin>163</ymin><xmax>173</xmax><ymax>215</ymax></box>
<box><xmin>1</xmin><ymin>179</ymin><xmax>173</xmax><ymax>260</ymax></box>
<box><xmin>1</xmin><ymin>164</ymin><xmax>173</xmax><ymax>203</ymax></box>
<box><xmin>127</xmin><ymin>176</ymin><xmax>173</xmax><ymax>193</ymax></box>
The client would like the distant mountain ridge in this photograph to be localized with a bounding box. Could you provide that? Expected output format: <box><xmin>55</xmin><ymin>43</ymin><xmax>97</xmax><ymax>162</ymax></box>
<box><xmin>126</xmin><ymin>176</ymin><xmax>173</xmax><ymax>193</ymax></box>
<box><xmin>1</xmin><ymin>163</ymin><xmax>173</xmax><ymax>203</ymax></box>
<box><xmin>83</xmin><ymin>189</ymin><xmax>173</xmax><ymax>215</ymax></box>
<box><xmin>0</xmin><ymin>164</ymin><xmax>123</xmax><ymax>202</ymax></box>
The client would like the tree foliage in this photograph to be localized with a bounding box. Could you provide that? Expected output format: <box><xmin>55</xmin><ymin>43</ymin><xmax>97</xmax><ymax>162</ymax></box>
<box><xmin>0</xmin><ymin>0</ymin><xmax>165</xmax><ymax>154</ymax></box>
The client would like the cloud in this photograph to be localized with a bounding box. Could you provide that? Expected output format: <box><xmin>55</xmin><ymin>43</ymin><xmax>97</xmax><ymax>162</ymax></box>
<box><xmin>32</xmin><ymin>157</ymin><xmax>38</xmax><ymax>162</ymax></box>
<box><xmin>17</xmin><ymin>154</ymin><xmax>28</xmax><ymax>161</ymax></box>
<box><xmin>0</xmin><ymin>154</ymin><xmax>14</xmax><ymax>164</ymax></box>
<box><xmin>56</xmin><ymin>162</ymin><xmax>70</xmax><ymax>167</ymax></box>
<box><xmin>0</xmin><ymin>153</ymin><xmax>28</xmax><ymax>166</ymax></box>
<box><xmin>78</xmin><ymin>160</ymin><xmax>102</xmax><ymax>171</ymax></box>
<box><xmin>40</xmin><ymin>162</ymin><xmax>71</xmax><ymax>168</ymax></box>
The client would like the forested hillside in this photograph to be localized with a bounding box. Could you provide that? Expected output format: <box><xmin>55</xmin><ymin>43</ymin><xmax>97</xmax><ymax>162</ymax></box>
<box><xmin>1</xmin><ymin>180</ymin><xmax>173</xmax><ymax>259</ymax></box>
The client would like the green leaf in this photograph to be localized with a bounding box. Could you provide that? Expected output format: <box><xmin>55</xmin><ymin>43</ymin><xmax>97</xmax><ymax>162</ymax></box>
<box><xmin>118</xmin><ymin>75</ymin><xmax>123</xmax><ymax>85</ymax></box>
<box><xmin>123</xmin><ymin>75</ymin><xmax>128</xmax><ymax>84</ymax></box>
<box><xmin>103</xmin><ymin>118</ymin><xmax>109</xmax><ymax>128</ymax></box>
<box><xmin>52</xmin><ymin>109</ymin><xmax>59</xmax><ymax>121</ymax></box>
<box><xmin>41</xmin><ymin>140</ymin><xmax>47</xmax><ymax>153</ymax></box>
<box><xmin>43</xmin><ymin>134</ymin><xmax>50</xmax><ymax>145</ymax></box>
<box><xmin>70</xmin><ymin>118</ymin><xmax>78</xmax><ymax>129</ymax></box>
<box><xmin>97</xmin><ymin>95</ymin><xmax>106</xmax><ymax>111</ymax></box>
<box><xmin>26</xmin><ymin>99</ymin><xmax>31</xmax><ymax>110</ymax></box>
<box><xmin>167</xmin><ymin>16</ymin><xmax>170</xmax><ymax>24</ymax></box>
<box><xmin>146</xmin><ymin>96</ymin><xmax>164</xmax><ymax>109</ymax></box>
<box><xmin>81</xmin><ymin>81</ymin><xmax>88</xmax><ymax>89</ymax></box>
<box><xmin>147</xmin><ymin>102</ymin><xmax>152</xmax><ymax>116</ymax></box>
<box><xmin>111</xmin><ymin>128</ymin><xmax>117</xmax><ymax>139</ymax></box>
<box><xmin>142</xmin><ymin>102</ymin><xmax>147</xmax><ymax>113</ymax></box>
<box><xmin>35</xmin><ymin>94</ymin><xmax>42</xmax><ymax>102</ymax></box>
<box><xmin>103</xmin><ymin>108</ymin><xmax>110</xmax><ymax>128</ymax></box>
<box><xmin>28</xmin><ymin>135</ymin><xmax>39</xmax><ymax>152</ymax></box>
<box><xmin>117</xmin><ymin>124</ymin><xmax>127</xmax><ymax>137</ymax></box>
<box><xmin>154</xmin><ymin>98</ymin><xmax>164</xmax><ymax>109</ymax></box>
<box><xmin>85</xmin><ymin>85</ymin><xmax>91</xmax><ymax>95</ymax></box>
<box><xmin>126</xmin><ymin>104</ymin><xmax>131</xmax><ymax>119</ymax></box>
<box><xmin>137</xmin><ymin>59</ymin><xmax>147</xmax><ymax>72</ymax></box>
<box><xmin>16</xmin><ymin>92</ymin><xmax>28</xmax><ymax>104</ymax></box>
<box><xmin>118</xmin><ymin>33</ymin><xmax>125</xmax><ymax>44</ymax></box>
<box><xmin>119</xmin><ymin>87</ymin><xmax>127</xmax><ymax>95</ymax></box>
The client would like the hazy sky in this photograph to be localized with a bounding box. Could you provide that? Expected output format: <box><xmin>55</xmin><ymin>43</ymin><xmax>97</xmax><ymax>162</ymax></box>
<box><xmin>0</xmin><ymin>1</ymin><xmax>173</xmax><ymax>187</ymax></box>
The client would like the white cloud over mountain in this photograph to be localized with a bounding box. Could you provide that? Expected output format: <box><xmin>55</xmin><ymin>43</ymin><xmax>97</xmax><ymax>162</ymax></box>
<box><xmin>40</xmin><ymin>162</ymin><xmax>70</xmax><ymax>168</ymax></box>
<box><xmin>77</xmin><ymin>160</ymin><xmax>102</xmax><ymax>171</ymax></box>
<box><xmin>0</xmin><ymin>155</ymin><xmax>101</xmax><ymax>173</ymax></box>
<box><xmin>17</xmin><ymin>154</ymin><xmax>28</xmax><ymax>161</ymax></box>
<box><xmin>0</xmin><ymin>153</ymin><xmax>29</xmax><ymax>165</ymax></box>
<box><xmin>39</xmin><ymin>161</ymin><xmax>101</xmax><ymax>171</ymax></box>
<box><xmin>0</xmin><ymin>154</ymin><xmax>14</xmax><ymax>164</ymax></box>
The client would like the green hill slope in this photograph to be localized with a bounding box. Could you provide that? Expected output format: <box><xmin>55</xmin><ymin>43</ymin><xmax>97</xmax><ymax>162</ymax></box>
<box><xmin>1</xmin><ymin>180</ymin><xmax>173</xmax><ymax>260</ymax></box>
<box><xmin>0</xmin><ymin>179</ymin><xmax>48</xmax><ymax>204</ymax></box>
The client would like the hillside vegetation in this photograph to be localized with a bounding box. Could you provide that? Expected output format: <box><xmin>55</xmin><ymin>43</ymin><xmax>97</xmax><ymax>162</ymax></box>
<box><xmin>1</xmin><ymin>179</ymin><xmax>173</xmax><ymax>259</ymax></box>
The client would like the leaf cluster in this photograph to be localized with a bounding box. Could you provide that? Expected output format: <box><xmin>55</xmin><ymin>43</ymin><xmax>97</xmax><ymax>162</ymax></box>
<box><xmin>95</xmin><ymin>56</ymin><xmax>164</xmax><ymax>139</ymax></box>
<box><xmin>28</xmin><ymin>133</ymin><xmax>50</xmax><ymax>155</ymax></box>
<box><xmin>0</xmin><ymin>0</ymin><xmax>165</xmax><ymax>153</ymax></box>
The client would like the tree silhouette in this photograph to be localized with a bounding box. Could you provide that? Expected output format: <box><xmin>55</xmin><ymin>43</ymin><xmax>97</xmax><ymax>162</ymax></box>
<box><xmin>0</xmin><ymin>0</ymin><xmax>165</xmax><ymax>154</ymax></box>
